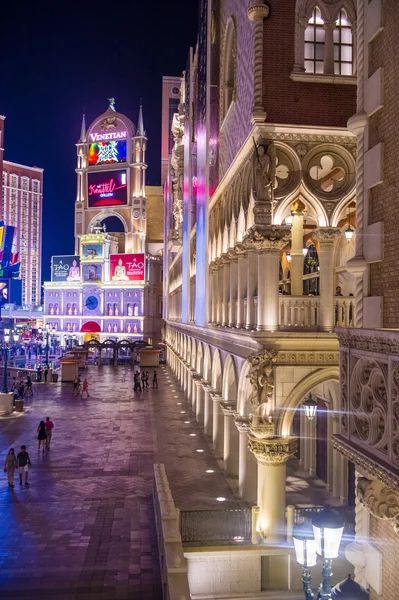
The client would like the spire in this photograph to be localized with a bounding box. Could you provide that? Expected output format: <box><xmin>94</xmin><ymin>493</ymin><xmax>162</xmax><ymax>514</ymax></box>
<box><xmin>137</xmin><ymin>102</ymin><xmax>145</xmax><ymax>136</ymax></box>
<box><xmin>79</xmin><ymin>111</ymin><xmax>86</xmax><ymax>143</ymax></box>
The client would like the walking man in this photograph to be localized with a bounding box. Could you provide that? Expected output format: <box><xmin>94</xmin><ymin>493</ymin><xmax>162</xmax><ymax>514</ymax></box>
<box><xmin>17</xmin><ymin>446</ymin><xmax>32</xmax><ymax>486</ymax></box>
<box><xmin>44</xmin><ymin>365</ymin><xmax>49</xmax><ymax>383</ymax></box>
<box><xmin>152</xmin><ymin>370</ymin><xmax>158</xmax><ymax>389</ymax></box>
<box><xmin>45</xmin><ymin>417</ymin><xmax>54</xmax><ymax>450</ymax></box>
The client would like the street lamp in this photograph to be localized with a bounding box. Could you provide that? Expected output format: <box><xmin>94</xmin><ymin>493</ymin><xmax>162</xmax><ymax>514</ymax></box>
<box><xmin>303</xmin><ymin>392</ymin><xmax>317</xmax><ymax>421</ymax></box>
<box><xmin>293</xmin><ymin>508</ymin><xmax>345</xmax><ymax>600</ymax></box>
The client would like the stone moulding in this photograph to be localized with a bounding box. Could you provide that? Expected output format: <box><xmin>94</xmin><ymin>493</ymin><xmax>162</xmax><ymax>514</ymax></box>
<box><xmin>336</xmin><ymin>327</ymin><xmax>399</xmax><ymax>355</ymax></box>
<box><xmin>331</xmin><ymin>434</ymin><xmax>399</xmax><ymax>492</ymax></box>
<box><xmin>357</xmin><ymin>477</ymin><xmax>399</xmax><ymax>536</ymax></box>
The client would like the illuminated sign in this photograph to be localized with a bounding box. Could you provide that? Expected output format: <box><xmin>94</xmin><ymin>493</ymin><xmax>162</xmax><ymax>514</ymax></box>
<box><xmin>110</xmin><ymin>254</ymin><xmax>145</xmax><ymax>281</ymax></box>
<box><xmin>88</xmin><ymin>140</ymin><xmax>127</xmax><ymax>166</ymax></box>
<box><xmin>89</xmin><ymin>131</ymin><xmax>127</xmax><ymax>142</ymax></box>
<box><xmin>82</xmin><ymin>245</ymin><xmax>103</xmax><ymax>260</ymax></box>
<box><xmin>87</xmin><ymin>170</ymin><xmax>127</xmax><ymax>207</ymax></box>
<box><xmin>51</xmin><ymin>256</ymin><xmax>81</xmax><ymax>282</ymax></box>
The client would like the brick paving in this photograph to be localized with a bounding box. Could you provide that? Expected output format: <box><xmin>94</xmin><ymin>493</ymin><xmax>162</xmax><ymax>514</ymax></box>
<box><xmin>0</xmin><ymin>364</ymin><xmax>240</xmax><ymax>599</ymax></box>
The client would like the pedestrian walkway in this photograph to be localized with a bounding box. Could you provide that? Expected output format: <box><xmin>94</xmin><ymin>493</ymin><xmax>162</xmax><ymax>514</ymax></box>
<box><xmin>0</xmin><ymin>364</ymin><xmax>240</xmax><ymax>599</ymax></box>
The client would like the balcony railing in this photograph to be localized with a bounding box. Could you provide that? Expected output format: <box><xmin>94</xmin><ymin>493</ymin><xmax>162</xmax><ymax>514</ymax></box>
<box><xmin>279</xmin><ymin>296</ymin><xmax>320</xmax><ymax>328</ymax></box>
<box><xmin>294</xmin><ymin>505</ymin><xmax>355</xmax><ymax>535</ymax></box>
<box><xmin>179</xmin><ymin>508</ymin><xmax>252</xmax><ymax>544</ymax></box>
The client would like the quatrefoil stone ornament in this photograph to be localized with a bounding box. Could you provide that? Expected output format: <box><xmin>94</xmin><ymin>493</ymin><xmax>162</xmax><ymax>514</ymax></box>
<box><xmin>275</xmin><ymin>159</ymin><xmax>289</xmax><ymax>189</ymax></box>
<box><xmin>309</xmin><ymin>154</ymin><xmax>345</xmax><ymax>192</ymax></box>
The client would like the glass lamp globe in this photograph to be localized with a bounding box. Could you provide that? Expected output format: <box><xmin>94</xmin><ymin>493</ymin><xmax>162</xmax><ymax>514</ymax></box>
<box><xmin>286</xmin><ymin>252</ymin><xmax>292</xmax><ymax>263</ymax></box>
<box><xmin>13</xmin><ymin>334</ymin><xmax>19</xmax><ymax>342</ymax></box>
<box><xmin>303</xmin><ymin>246</ymin><xmax>308</xmax><ymax>257</ymax></box>
<box><xmin>345</xmin><ymin>226</ymin><xmax>354</xmax><ymax>241</ymax></box>
<box><xmin>293</xmin><ymin>523</ymin><xmax>317</xmax><ymax>567</ymax></box>
<box><xmin>4</xmin><ymin>335</ymin><xmax>10</xmax><ymax>343</ymax></box>
<box><xmin>312</xmin><ymin>508</ymin><xmax>344</xmax><ymax>559</ymax></box>
<box><xmin>4</xmin><ymin>328</ymin><xmax>10</xmax><ymax>335</ymax></box>
<box><xmin>303</xmin><ymin>395</ymin><xmax>317</xmax><ymax>421</ymax></box>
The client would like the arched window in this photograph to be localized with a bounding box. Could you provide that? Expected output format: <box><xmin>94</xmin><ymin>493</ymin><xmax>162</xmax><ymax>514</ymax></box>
<box><xmin>133</xmin><ymin>303</ymin><xmax>139</xmax><ymax>316</ymax></box>
<box><xmin>222</xmin><ymin>19</ymin><xmax>237</xmax><ymax>119</ymax></box>
<box><xmin>304</xmin><ymin>7</ymin><xmax>325</xmax><ymax>74</ymax></box>
<box><xmin>334</xmin><ymin>9</ymin><xmax>353</xmax><ymax>75</ymax></box>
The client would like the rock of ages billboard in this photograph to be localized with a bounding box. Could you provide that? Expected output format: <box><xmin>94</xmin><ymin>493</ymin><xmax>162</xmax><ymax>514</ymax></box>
<box><xmin>110</xmin><ymin>254</ymin><xmax>145</xmax><ymax>282</ymax></box>
<box><xmin>87</xmin><ymin>169</ymin><xmax>127</xmax><ymax>207</ymax></box>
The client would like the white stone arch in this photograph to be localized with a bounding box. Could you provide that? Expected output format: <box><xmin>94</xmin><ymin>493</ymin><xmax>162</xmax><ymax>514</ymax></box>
<box><xmin>237</xmin><ymin>206</ymin><xmax>246</xmax><ymax>242</ymax></box>
<box><xmin>237</xmin><ymin>360</ymin><xmax>252</xmax><ymax>416</ymax></box>
<box><xmin>196</xmin><ymin>341</ymin><xmax>204</xmax><ymax>376</ymax></box>
<box><xmin>273</xmin><ymin>190</ymin><xmax>328</xmax><ymax>227</ymax></box>
<box><xmin>278</xmin><ymin>366</ymin><xmax>340</xmax><ymax>436</ymax></box>
<box><xmin>330</xmin><ymin>193</ymin><xmax>356</xmax><ymax>227</ymax></box>
<box><xmin>222</xmin><ymin>223</ymin><xmax>229</xmax><ymax>254</ymax></box>
<box><xmin>222</xmin><ymin>354</ymin><xmax>238</xmax><ymax>402</ymax></box>
<box><xmin>211</xmin><ymin>348</ymin><xmax>223</xmax><ymax>391</ymax></box>
<box><xmin>186</xmin><ymin>335</ymin><xmax>191</xmax><ymax>363</ymax></box>
<box><xmin>87</xmin><ymin>210</ymin><xmax>128</xmax><ymax>235</ymax></box>
<box><xmin>191</xmin><ymin>337</ymin><xmax>197</xmax><ymax>369</ymax></box>
<box><xmin>203</xmin><ymin>344</ymin><xmax>212</xmax><ymax>382</ymax></box>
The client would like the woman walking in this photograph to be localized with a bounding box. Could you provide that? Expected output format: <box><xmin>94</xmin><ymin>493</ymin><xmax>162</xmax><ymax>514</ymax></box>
<box><xmin>4</xmin><ymin>448</ymin><xmax>17</xmax><ymax>487</ymax></box>
<box><xmin>37</xmin><ymin>420</ymin><xmax>47</xmax><ymax>452</ymax></box>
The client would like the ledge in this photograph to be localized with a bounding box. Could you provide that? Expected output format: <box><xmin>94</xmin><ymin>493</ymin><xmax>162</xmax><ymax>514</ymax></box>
<box><xmin>290</xmin><ymin>72</ymin><xmax>357</xmax><ymax>86</ymax></box>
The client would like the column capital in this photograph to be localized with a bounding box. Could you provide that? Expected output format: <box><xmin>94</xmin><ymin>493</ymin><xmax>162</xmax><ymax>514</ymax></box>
<box><xmin>235</xmin><ymin>243</ymin><xmax>248</xmax><ymax>257</ymax></box>
<box><xmin>227</xmin><ymin>248</ymin><xmax>239</xmax><ymax>262</ymax></box>
<box><xmin>234</xmin><ymin>415</ymin><xmax>252</xmax><ymax>433</ymax></box>
<box><xmin>248</xmin><ymin>436</ymin><xmax>298</xmax><ymax>466</ymax></box>
<box><xmin>323</xmin><ymin>20</ymin><xmax>337</xmax><ymax>31</ymax></box>
<box><xmin>210</xmin><ymin>390</ymin><xmax>222</xmax><ymax>403</ymax></box>
<box><xmin>243</xmin><ymin>225</ymin><xmax>290</xmax><ymax>252</ymax></box>
<box><xmin>312</xmin><ymin>227</ymin><xmax>342</xmax><ymax>245</ymax></box>
<box><xmin>248</xmin><ymin>3</ymin><xmax>270</xmax><ymax>22</ymax></box>
<box><xmin>220</xmin><ymin>401</ymin><xmax>237</xmax><ymax>417</ymax></box>
<box><xmin>220</xmin><ymin>253</ymin><xmax>230</xmax><ymax>265</ymax></box>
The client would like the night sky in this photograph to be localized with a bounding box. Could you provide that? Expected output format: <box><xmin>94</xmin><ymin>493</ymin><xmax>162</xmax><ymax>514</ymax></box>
<box><xmin>1</xmin><ymin>1</ymin><xmax>198</xmax><ymax>284</ymax></box>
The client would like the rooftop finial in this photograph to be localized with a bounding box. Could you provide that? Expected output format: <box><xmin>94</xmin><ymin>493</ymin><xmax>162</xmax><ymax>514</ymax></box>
<box><xmin>137</xmin><ymin>102</ymin><xmax>145</xmax><ymax>136</ymax></box>
<box><xmin>108</xmin><ymin>97</ymin><xmax>116</xmax><ymax>112</ymax></box>
<box><xmin>80</xmin><ymin>110</ymin><xmax>86</xmax><ymax>143</ymax></box>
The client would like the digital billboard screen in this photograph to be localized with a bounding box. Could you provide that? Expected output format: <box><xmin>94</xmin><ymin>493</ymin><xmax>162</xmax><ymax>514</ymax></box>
<box><xmin>87</xmin><ymin>170</ymin><xmax>127</xmax><ymax>207</ymax></box>
<box><xmin>51</xmin><ymin>256</ymin><xmax>81</xmax><ymax>282</ymax></box>
<box><xmin>110</xmin><ymin>254</ymin><xmax>145</xmax><ymax>281</ymax></box>
<box><xmin>83</xmin><ymin>264</ymin><xmax>103</xmax><ymax>282</ymax></box>
<box><xmin>82</xmin><ymin>245</ymin><xmax>103</xmax><ymax>260</ymax></box>
<box><xmin>88</xmin><ymin>140</ymin><xmax>127</xmax><ymax>166</ymax></box>
<box><xmin>0</xmin><ymin>278</ymin><xmax>22</xmax><ymax>305</ymax></box>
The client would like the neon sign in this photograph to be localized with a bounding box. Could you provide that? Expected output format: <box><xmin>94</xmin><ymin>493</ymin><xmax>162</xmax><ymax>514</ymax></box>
<box><xmin>89</xmin><ymin>131</ymin><xmax>127</xmax><ymax>142</ymax></box>
<box><xmin>87</xmin><ymin>170</ymin><xmax>128</xmax><ymax>207</ymax></box>
<box><xmin>88</xmin><ymin>140</ymin><xmax>127</xmax><ymax>166</ymax></box>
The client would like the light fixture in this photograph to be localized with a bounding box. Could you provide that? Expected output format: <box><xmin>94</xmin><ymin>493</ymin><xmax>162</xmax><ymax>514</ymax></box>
<box><xmin>4</xmin><ymin>334</ymin><xmax>10</xmax><ymax>343</ymax></box>
<box><xmin>303</xmin><ymin>393</ymin><xmax>317</xmax><ymax>421</ymax></box>
<box><xmin>285</xmin><ymin>215</ymin><xmax>293</xmax><ymax>225</ymax></box>
<box><xmin>189</xmin><ymin>433</ymin><xmax>196</xmax><ymax>437</ymax></box>
<box><xmin>4</xmin><ymin>328</ymin><xmax>10</xmax><ymax>335</ymax></box>
<box><xmin>303</xmin><ymin>246</ymin><xmax>309</xmax><ymax>257</ymax></box>
<box><xmin>286</xmin><ymin>252</ymin><xmax>292</xmax><ymax>263</ymax></box>
<box><xmin>13</xmin><ymin>334</ymin><xmax>19</xmax><ymax>342</ymax></box>
<box><xmin>206</xmin><ymin>469</ymin><xmax>214</xmax><ymax>473</ymax></box>
<box><xmin>180</xmin><ymin>411</ymin><xmax>186</xmax><ymax>414</ymax></box>
<box><xmin>345</xmin><ymin>225</ymin><xmax>354</xmax><ymax>241</ymax></box>
<box><xmin>293</xmin><ymin>523</ymin><xmax>318</xmax><ymax>568</ymax></box>
<box><xmin>312</xmin><ymin>507</ymin><xmax>344</xmax><ymax>559</ymax></box>
<box><xmin>216</xmin><ymin>497</ymin><xmax>226</xmax><ymax>502</ymax></box>
<box><xmin>196</xmin><ymin>449</ymin><xmax>204</xmax><ymax>453</ymax></box>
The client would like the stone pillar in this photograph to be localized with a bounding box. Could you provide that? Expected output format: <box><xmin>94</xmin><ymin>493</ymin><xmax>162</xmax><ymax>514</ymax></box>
<box><xmin>313</xmin><ymin>228</ymin><xmax>341</xmax><ymax>331</ymax></box>
<box><xmin>236</xmin><ymin>249</ymin><xmax>247</xmax><ymax>328</ymax></box>
<box><xmin>228</xmin><ymin>253</ymin><xmax>238</xmax><ymax>327</ymax></box>
<box><xmin>247</xmin><ymin>3</ymin><xmax>270</xmax><ymax>123</ymax></box>
<box><xmin>221</xmin><ymin>405</ymin><xmax>239</xmax><ymax>477</ymax></box>
<box><xmin>195</xmin><ymin>378</ymin><xmax>204</xmax><ymax>425</ymax></box>
<box><xmin>216</xmin><ymin>261</ymin><xmax>223</xmax><ymax>325</ymax></box>
<box><xmin>191</xmin><ymin>372</ymin><xmax>198</xmax><ymax>412</ymax></box>
<box><xmin>257</xmin><ymin>248</ymin><xmax>281</xmax><ymax>331</ymax></box>
<box><xmin>222</xmin><ymin>256</ymin><xmax>230</xmax><ymax>327</ymax></box>
<box><xmin>211</xmin><ymin>392</ymin><xmax>224</xmax><ymax>458</ymax></box>
<box><xmin>290</xmin><ymin>204</ymin><xmax>305</xmax><ymax>296</ymax></box>
<box><xmin>323</xmin><ymin>22</ymin><xmax>336</xmax><ymax>75</ymax></box>
<box><xmin>203</xmin><ymin>384</ymin><xmax>213</xmax><ymax>438</ymax></box>
<box><xmin>292</xmin><ymin>14</ymin><xmax>308</xmax><ymax>73</ymax></box>
<box><xmin>245</xmin><ymin>250</ymin><xmax>258</xmax><ymax>329</ymax></box>
<box><xmin>249</xmin><ymin>432</ymin><xmax>297</xmax><ymax>543</ymax></box>
<box><xmin>236</xmin><ymin>417</ymin><xmax>257</xmax><ymax>503</ymax></box>
<box><xmin>208</xmin><ymin>269</ymin><xmax>214</xmax><ymax>324</ymax></box>
<box><xmin>210</xmin><ymin>264</ymin><xmax>218</xmax><ymax>323</ymax></box>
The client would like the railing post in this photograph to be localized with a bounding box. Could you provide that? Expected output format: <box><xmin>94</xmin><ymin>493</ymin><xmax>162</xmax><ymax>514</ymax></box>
<box><xmin>286</xmin><ymin>505</ymin><xmax>295</xmax><ymax>542</ymax></box>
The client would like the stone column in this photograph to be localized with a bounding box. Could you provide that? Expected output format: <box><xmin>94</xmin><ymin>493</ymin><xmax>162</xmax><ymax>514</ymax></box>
<box><xmin>211</xmin><ymin>392</ymin><xmax>224</xmax><ymax>458</ymax></box>
<box><xmin>323</xmin><ymin>22</ymin><xmax>336</xmax><ymax>75</ymax></box>
<box><xmin>249</xmin><ymin>431</ymin><xmax>297</xmax><ymax>543</ymax></box>
<box><xmin>247</xmin><ymin>3</ymin><xmax>270</xmax><ymax>123</ymax></box>
<box><xmin>216</xmin><ymin>260</ymin><xmax>223</xmax><ymax>325</ymax></box>
<box><xmin>290</xmin><ymin>203</ymin><xmax>305</xmax><ymax>296</ymax></box>
<box><xmin>257</xmin><ymin>248</ymin><xmax>281</xmax><ymax>331</ymax></box>
<box><xmin>236</xmin><ymin>248</ymin><xmax>247</xmax><ymax>328</ymax></box>
<box><xmin>245</xmin><ymin>250</ymin><xmax>258</xmax><ymax>329</ymax></box>
<box><xmin>235</xmin><ymin>417</ymin><xmax>257</xmax><ymax>503</ymax></box>
<box><xmin>228</xmin><ymin>252</ymin><xmax>238</xmax><ymax>327</ymax></box>
<box><xmin>210</xmin><ymin>264</ymin><xmax>217</xmax><ymax>324</ymax></box>
<box><xmin>292</xmin><ymin>14</ymin><xmax>308</xmax><ymax>73</ymax></box>
<box><xmin>221</xmin><ymin>404</ymin><xmax>239</xmax><ymax>477</ymax></box>
<box><xmin>313</xmin><ymin>228</ymin><xmax>341</xmax><ymax>331</ymax></box>
<box><xmin>222</xmin><ymin>256</ymin><xmax>230</xmax><ymax>327</ymax></box>
<box><xmin>203</xmin><ymin>383</ymin><xmax>213</xmax><ymax>438</ymax></box>
<box><xmin>195</xmin><ymin>378</ymin><xmax>204</xmax><ymax>425</ymax></box>
<box><xmin>208</xmin><ymin>269</ymin><xmax>214</xmax><ymax>324</ymax></box>
<box><xmin>191</xmin><ymin>372</ymin><xmax>198</xmax><ymax>412</ymax></box>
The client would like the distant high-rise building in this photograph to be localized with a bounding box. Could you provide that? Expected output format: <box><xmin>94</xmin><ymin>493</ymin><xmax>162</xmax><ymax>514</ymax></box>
<box><xmin>2</xmin><ymin>161</ymin><xmax>43</xmax><ymax>306</ymax></box>
<box><xmin>161</xmin><ymin>76</ymin><xmax>181</xmax><ymax>183</ymax></box>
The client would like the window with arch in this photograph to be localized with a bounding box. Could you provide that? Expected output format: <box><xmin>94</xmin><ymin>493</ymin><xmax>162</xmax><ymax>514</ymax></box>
<box><xmin>334</xmin><ymin>9</ymin><xmax>353</xmax><ymax>75</ymax></box>
<box><xmin>222</xmin><ymin>18</ymin><xmax>237</xmax><ymax>120</ymax></box>
<box><xmin>304</xmin><ymin>7</ymin><xmax>325</xmax><ymax>74</ymax></box>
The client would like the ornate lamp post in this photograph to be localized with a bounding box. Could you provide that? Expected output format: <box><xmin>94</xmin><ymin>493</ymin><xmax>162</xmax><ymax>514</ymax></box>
<box><xmin>2</xmin><ymin>328</ymin><xmax>10</xmax><ymax>393</ymax></box>
<box><xmin>303</xmin><ymin>392</ymin><xmax>317</xmax><ymax>421</ymax></box>
<box><xmin>293</xmin><ymin>507</ymin><xmax>345</xmax><ymax>600</ymax></box>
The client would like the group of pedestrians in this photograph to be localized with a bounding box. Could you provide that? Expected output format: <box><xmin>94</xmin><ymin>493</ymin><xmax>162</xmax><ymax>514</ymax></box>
<box><xmin>72</xmin><ymin>376</ymin><xmax>90</xmax><ymax>398</ymax></box>
<box><xmin>37</xmin><ymin>417</ymin><xmax>54</xmax><ymax>452</ymax></box>
<box><xmin>133</xmin><ymin>369</ymin><xmax>158</xmax><ymax>391</ymax></box>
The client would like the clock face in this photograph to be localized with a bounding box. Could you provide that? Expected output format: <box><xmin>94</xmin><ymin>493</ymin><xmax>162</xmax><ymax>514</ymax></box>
<box><xmin>85</xmin><ymin>295</ymin><xmax>99</xmax><ymax>310</ymax></box>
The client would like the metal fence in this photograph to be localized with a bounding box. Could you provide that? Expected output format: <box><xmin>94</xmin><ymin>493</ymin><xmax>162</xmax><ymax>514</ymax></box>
<box><xmin>179</xmin><ymin>508</ymin><xmax>252</xmax><ymax>545</ymax></box>
<box><xmin>294</xmin><ymin>505</ymin><xmax>355</xmax><ymax>535</ymax></box>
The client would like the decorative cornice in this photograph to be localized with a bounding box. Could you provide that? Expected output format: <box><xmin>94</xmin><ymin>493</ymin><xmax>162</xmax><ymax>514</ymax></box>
<box><xmin>248</xmin><ymin>436</ymin><xmax>298</xmax><ymax>466</ymax></box>
<box><xmin>276</xmin><ymin>350</ymin><xmax>339</xmax><ymax>365</ymax></box>
<box><xmin>332</xmin><ymin>434</ymin><xmax>399</xmax><ymax>491</ymax></box>
<box><xmin>243</xmin><ymin>225</ymin><xmax>290</xmax><ymax>252</ymax></box>
<box><xmin>247</xmin><ymin>3</ymin><xmax>270</xmax><ymax>22</ymax></box>
<box><xmin>358</xmin><ymin>477</ymin><xmax>399</xmax><ymax>535</ymax></box>
<box><xmin>336</xmin><ymin>327</ymin><xmax>399</xmax><ymax>356</ymax></box>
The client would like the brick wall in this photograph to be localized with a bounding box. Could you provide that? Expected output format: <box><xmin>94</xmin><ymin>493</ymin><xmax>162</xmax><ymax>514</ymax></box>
<box><xmin>262</xmin><ymin>0</ymin><xmax>355</xmax><ymax>127</ymax></box>
<box><xmin>368</xmin><ymin>0</ymin><xmax>399</xmax><ymax>328</ymax></box>
<box><xmin>369</xmin><ymin>515</ymin><xmax>399</xmax><ymax>600</ymax></box>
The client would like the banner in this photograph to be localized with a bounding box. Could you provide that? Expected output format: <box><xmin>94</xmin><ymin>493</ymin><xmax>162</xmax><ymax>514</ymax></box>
<box><xmin>51</xmin><ymin>256</ymin><xmax>80</xmax><ymax>282</ymax></box>
<box><xmin>110</xmin><ymin>254</ymin><xmax>145</xmax><ymax>282</ymax></box>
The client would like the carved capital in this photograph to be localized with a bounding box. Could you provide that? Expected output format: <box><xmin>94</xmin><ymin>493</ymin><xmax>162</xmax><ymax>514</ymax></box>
<box><xmin>234</xmin><ymin>416</ymin><xmax>252</xmax><ymax>434</ymax></box>
<box><xmin>248</xmin><ymin>3</ymin><xmax>270</xmax><ymax>22</ymax></box>
<box><xmin>248</xmin><ymin>436</ymin><xmax>298</xmax><ymax>466</ymax></box>
<box><xmin>220</xmin><ymin>401</ymin><xmax>237</xmax><ymax>417</ymax></box>
<box><xmin>312</xmin><ymin>227</ymin><xmax>341</xmax><ymax>245</ymax></box>
<box><xmin>358</xmin><ymin>477</ymin><xmax>399</xmax><ymax>535</ymax></box>
<box><xmin>235</xmin><ymin>243</ymin><xmax>247</xmax><ymax>257</ymax></box>
<box><xmin>243</xmin><ymin>225</ymin><xmax>290</xmax><ymax>252</ymax></box>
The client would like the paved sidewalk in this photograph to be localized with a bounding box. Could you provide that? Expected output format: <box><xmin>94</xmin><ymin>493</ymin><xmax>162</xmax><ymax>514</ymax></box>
<box><xmin>0</xmin><ymin>364</ymin><xmax>240</xmax><ymax>599</ymax></box>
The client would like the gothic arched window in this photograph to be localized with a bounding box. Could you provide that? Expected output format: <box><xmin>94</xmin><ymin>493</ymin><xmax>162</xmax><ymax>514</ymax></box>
<box><xmin>304</xmin><ymin>7</ymin><xmax>325</xmax><ymax>74</ymax></box>
<box><xmin>222</xmin><ymin>18</ymin><xmax>237</xmax><ymax>120</ymax></box>
<box><xmin>334</xmin><ymin>9</ymin><xmax>353</xmax><ymax>75</ymax></box>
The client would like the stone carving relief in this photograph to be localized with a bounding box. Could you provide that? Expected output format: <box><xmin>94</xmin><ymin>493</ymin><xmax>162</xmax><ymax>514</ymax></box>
<box><xmin>358</xmin><ymin>477</ymin><xmax>399</xmax><ymax>535</ymax></box>
<box><xmin>170</xmin><ymin>111</ymin><xmax>184</xmax><ymax>236</ymax></box>
<box><xmin>340</xmin><ymin>348</ymin><xmax>349</xmax><ymax>435</ymax></box>
<box><xmin>302</xmin><ymin>144</ymin><xmax>355</xmax><ymax>201</ymax></box>
<box><xmin>253</xmin><ymin>141</ymin><xmax>276</xmax><ymax>204</ymax></box>
<box><xmin>350</xmin><ymin>357</ymin><xmax>388</xmax><ymax>457</ymax></box>
<box><xmin>390</xmin><ymin>363</ymin><xmax>399</xmax><ymax>465</ymax></box>
<box><xmin>247</xmin><ymin>349</ymin><xmax>278</xmax><ymax>419</ymax></box>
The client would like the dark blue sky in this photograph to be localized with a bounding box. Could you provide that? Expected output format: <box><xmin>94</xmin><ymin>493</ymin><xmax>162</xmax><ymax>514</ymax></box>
<box><xmin>1</xmin><ymin>1</ymin><xmax>198</xmax><ymax>284</ymax></box>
